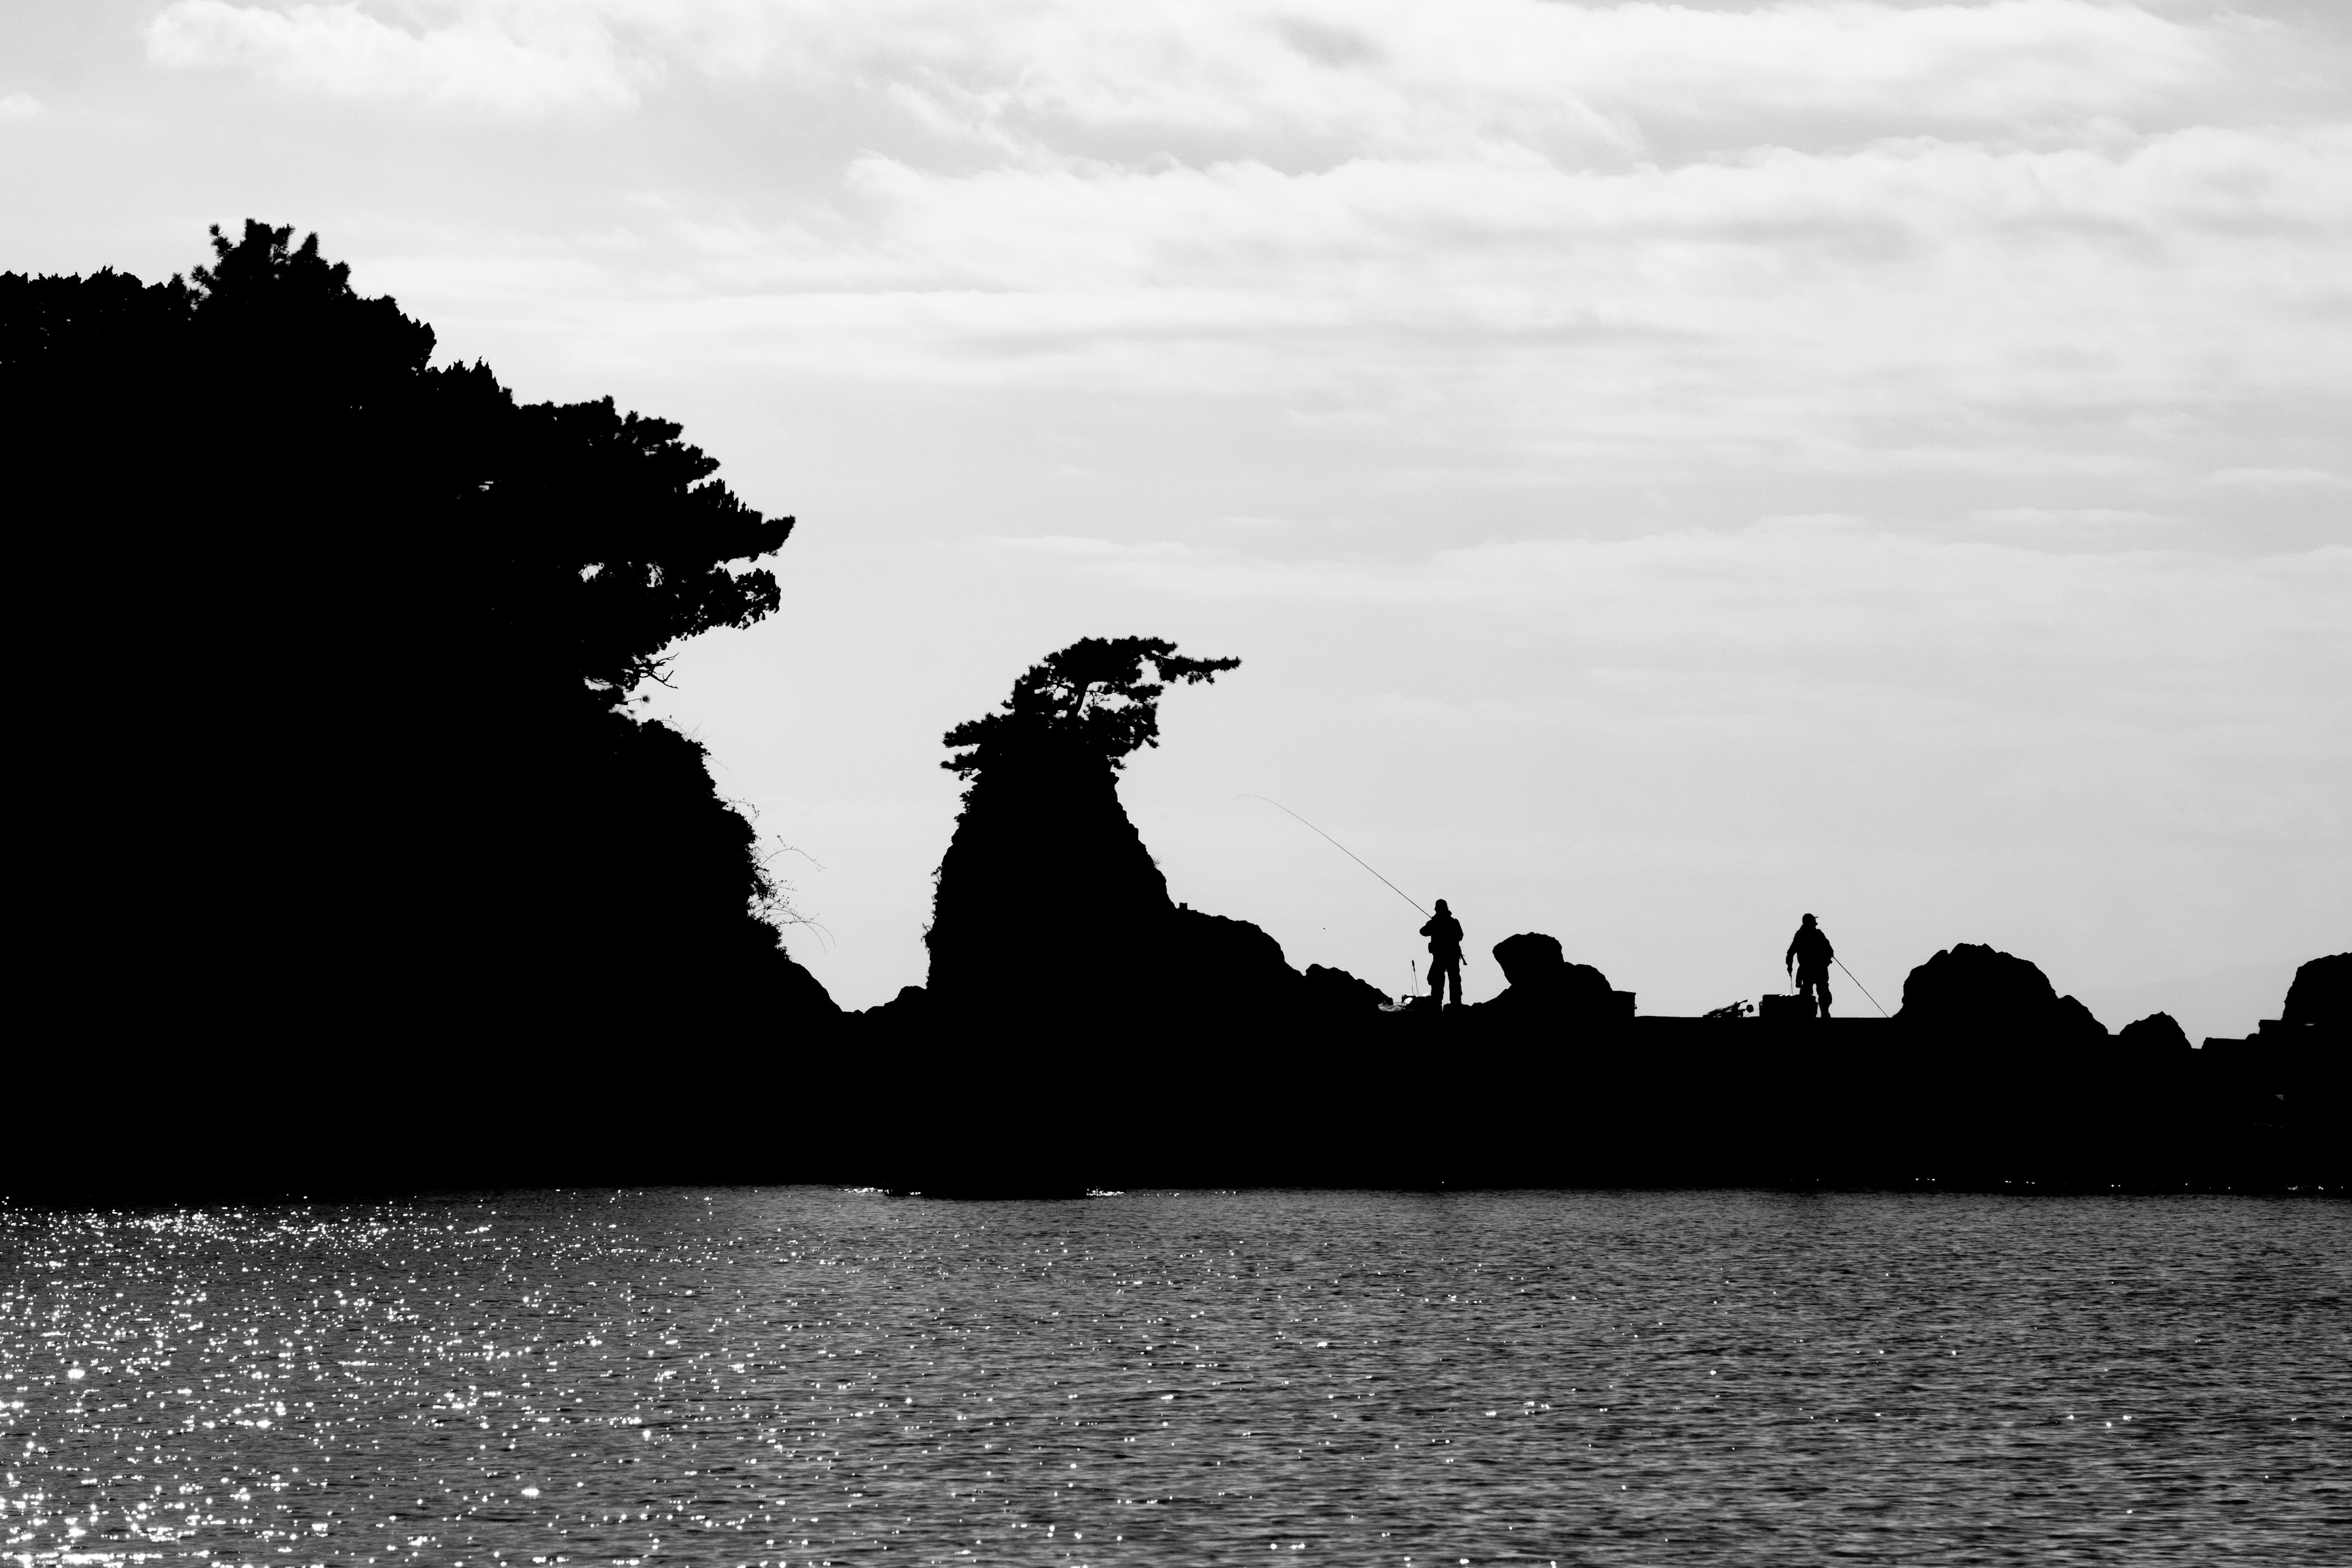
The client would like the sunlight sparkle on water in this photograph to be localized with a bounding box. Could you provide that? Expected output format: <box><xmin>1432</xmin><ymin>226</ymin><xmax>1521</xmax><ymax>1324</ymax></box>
<box><xmin>0</xmin><ymin>1190</ymin><xmax>2343</xmax><ymax>1565</ymax></box>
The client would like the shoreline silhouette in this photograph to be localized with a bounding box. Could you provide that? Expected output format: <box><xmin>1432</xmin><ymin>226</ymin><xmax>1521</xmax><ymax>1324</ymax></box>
<box><xmin>6</xmin><ymin>223</ymin><xmax>2342</xmax><ymax>1201</ymax></box>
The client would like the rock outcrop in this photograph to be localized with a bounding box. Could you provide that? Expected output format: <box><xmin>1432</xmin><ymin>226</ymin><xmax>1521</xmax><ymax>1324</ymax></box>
<box><xmin>923</xmin><ymin>733</ymin><xmax>1174</xmax><ymax>1014</ymax></box>
<box><xmin>918</xmin><ymin>737</ymin><xmax>1363</xmax><ymax>1027</ymax></box>
<box><xmin>1482</xmin><ymin>932</ymin><xmax>1623</xmax><ymax>1023</ymax></box>
<box><xmin>1303</xmin><ymin>963</ymin><xmax>1389</xmax><ymax>1017</ymax></box>
<box><xmin>2195</xmin><ymin>952</ymin><xmax>2347</xmax><ymax>1144</ymax></box>
<box><xmin>2116</xmin><ymin>1011</ymin><xmax>2192</xmax><ymax>1057</ymax></box>
<box><xmin>914</xmin><ymin>636</ymin><xmax>1385</xmax><ymax>1035</ymax></box>
<box><xmin>1896</xmin><ymin>943</ymin><xmax>2109</xmax><ymax>1051</ymax></box>
<box><xmin>2281</xmin><ymin>952</ymin><xmax>2349</xmax><ymax>1034</ymax></box>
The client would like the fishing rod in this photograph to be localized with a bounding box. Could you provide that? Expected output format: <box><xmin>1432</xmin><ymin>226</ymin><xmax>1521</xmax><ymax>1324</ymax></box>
<box><xmin>1836</xmin><ymin>957</ymin><xmax>1890</xmax><ymax>1017</ymax></box>
<box><xmin>1237</xmin><ymin>794</ymin><xmax>1428</xmax><ymax>918</ymax></box>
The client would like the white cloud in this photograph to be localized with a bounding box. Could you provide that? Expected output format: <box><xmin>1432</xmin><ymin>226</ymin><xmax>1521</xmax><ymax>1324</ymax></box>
<box><xmin>982</xmin><ymin>529</ymin><xmax>2351</xmax><ymax>668</ymax></box>
<box><xmin>421</xmin><ymin>116</ymin><xmax>2346</xmax><ymax>511</ymax></box>
<box><xmin>815</xmin><ymin>124</ymin><xmax>2352</xmax><ymax>300</ymax></box>
<box><xmin>828</xmin><ymin>0</ymin><xmax>2225</xmax><ymax>159</ymax></box>
<box><xmin>1968</xmin><ymin>507</ymin><xmax>2176</xmax><ymax>529</ymax></box>
<box><xmin>2206</xmin><ymin>467</ymin><xmax>2342</xmax><ymax>488</ymax></box>
<box><xmin>0</xmin><ymin>92</ymin><xmax>42</xmax><ymax>120</ymax></box>
<box><xmin>138</xmin><ymin>0</ymin><xmax>2236</xmax><ymax>137</ymax></box>
<box><xmin>144</xmin><ymin>1</ymin><xmax>641</xmax><ymax>113</ymax></box>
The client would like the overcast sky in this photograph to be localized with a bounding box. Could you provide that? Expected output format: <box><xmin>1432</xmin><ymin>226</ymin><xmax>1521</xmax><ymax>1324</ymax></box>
<box><xmin>8</xmin><ymin>0</ymin><xmax>2346</xmax><ymax>1030</ymax></box>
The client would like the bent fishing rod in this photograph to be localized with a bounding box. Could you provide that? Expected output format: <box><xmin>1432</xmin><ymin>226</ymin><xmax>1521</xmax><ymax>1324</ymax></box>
<box><xmin>1236</xmin><ymin>794</ymin><xmax>1428</xmax><ymax>919</ymax></box>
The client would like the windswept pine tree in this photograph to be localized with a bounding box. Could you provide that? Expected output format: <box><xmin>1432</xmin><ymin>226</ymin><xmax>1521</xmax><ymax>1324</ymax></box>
<box><xmin>7</xmin><ymin>222</ymin><xmax>834</xmax><ymax>1052</ymax></box>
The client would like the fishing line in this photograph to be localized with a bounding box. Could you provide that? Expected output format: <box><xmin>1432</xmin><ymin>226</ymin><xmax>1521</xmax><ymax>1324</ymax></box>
<box><xmin>1835</xmin><ymin>957</ymin><xmax>1890</xmax><ymax>1017</ymax></box>
<box><xmin>1236</xmin><ymin>794</ymin><xmax>1428</xmax><ymax>918</ymax></box>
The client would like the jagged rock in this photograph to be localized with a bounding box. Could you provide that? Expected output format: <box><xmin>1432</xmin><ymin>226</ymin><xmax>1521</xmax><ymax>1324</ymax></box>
<box><xmin>1303</xmin><ymin>963</ymin><xmax>1389</xmax><ymax>1017</ymax></box>
<box><xmin>863</xmin><ymin>984</ymin><xmax>931</xmax><ymax>1022</ymax></box>
<box><xmin>917</xmin><ymin>638</ymin><xmax>1389</xmax><ymax>1044</ymax></box>
<box><xmin>1483</xmin><ymin>932</ymin><xmax>1620</xmax><ymax>1019</ymax></box>
<box><xmin>2281</xmin><ymin>952</ymin><xmax>2350</xmax><ymax>1032</ymax></box>
<box><xmin>2191</xmin><ymin>954</ymin><xmax>2346</xmax><ymax>1136</ymax></box>
<box><xmin>925</xmin><ymin>737</ymin><xmax>1172</xmax><ymax>1012</ymax></box>
<box><xmin>2117</xmin><ymin>1011</ymin><xmax>2192</xmax><ymax>1056</ymax></box>
<box><xmin>1166</xmin><ymin>906</ymin><xmax>1300</xmax><ymax>1012</ymax></box>
<box><xmin>1897</xmin><ymin>943</ymin><xmax>2109</xmax><ymax>1049</ymax></box>
<box><xmin>918</xmin><ymin>726</ymin><xmax>1387</xmax><ymax>1030</ymax></box>
<box><xmin>767</xmin><ymin>948</ymin><xmax>843</xmax><ymax>1023</ymax></box>
<box><xmin>1491</xmin><ymin>932</ymin><xmax>1566</xmax><ymax>988</ymax></box>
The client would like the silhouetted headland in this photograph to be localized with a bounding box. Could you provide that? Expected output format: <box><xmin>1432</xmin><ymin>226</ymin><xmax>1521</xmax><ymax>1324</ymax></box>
<box><xmin>10</xmin><ymin>221</ymin><xmax>835</xmax><ymax>1197</ymax></box>
<box><xmin>5</xmin><ymin>224</ymin><xmax>2340</xmax><ymax>1200</ymax></box>
<box><xmin>853</xmin><ymin>637</ymin><xmax>2343</xmax><ymax>1197</ymax></box>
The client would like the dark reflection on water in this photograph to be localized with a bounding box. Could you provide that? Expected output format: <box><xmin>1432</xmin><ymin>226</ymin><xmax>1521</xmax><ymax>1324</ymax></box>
<box><xmin>1</xmin><ymin>1189</ymin><xmax>2344</xmax><ymax>1565</ymax></box>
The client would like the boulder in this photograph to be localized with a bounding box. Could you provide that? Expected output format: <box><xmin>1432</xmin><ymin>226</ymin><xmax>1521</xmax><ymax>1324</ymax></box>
<box><xmin>1302</xmin><ymin>963</ymin><xmax>1389</xmax><ymax>1017</ymax></box>
<box><xmin>1896</xmin><ymin>943</ymin><xmax>2109</xmax><ymax>1050</ymax></box>
<box><xmin>2116</xmin><ymin>1011</ymin><xmax>2192</xmax><ymax>1056</ymax></box>
<box><xmin>1491</xmin><ymin>932</ymin><xmax>1567</xmax><ymax>989</ymax></box>
<box><xmin>1484</xmin><ymin>932</ymin><xmax>1620</xmax><ymax>1020</ymax></box>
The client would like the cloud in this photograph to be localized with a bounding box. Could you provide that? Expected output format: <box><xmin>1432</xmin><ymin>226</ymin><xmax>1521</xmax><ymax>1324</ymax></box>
<box><xmin>2206</xmin><ymin>467</ymin><xmax>2342</xmax><ymax>488</ymax></box>
<box><xmin>979</xmin><ymin>530</ymin><xmax>2352</xmax><ymax>785</ymax></box>
<box><xmin>143</xmin><ymin>1</ymin><xmax>641</xmax><ymax>113</ymax></box>
<box><xmin>1967</xmin><ymin>508</ymin><xmax>2176</xmax><ymax>529</ymax></box>
<box><xmin>139</xmin><ymin>0</ymin><xmax>2236</xmax><ymax>137</ymax></box>
<box><xmin>160</xmin><ymin>2</ymin><xmax>2352</xmax><ymax>533</ymax></box>
<box><xmin>846</xmin><ymin>0</ymin><xmax>2225</xmax><ymax>160</ymax></box>
<box><xmin>987</xmin><ymin>525</ymin><xmax>2346</xmax><ymax>636</ymax></box>
<box><xmin>451</xmin><ymin>116</ymin><xmax>2348</xmax><ymax>510</ymax></box>
<box><xmin>0</xmin><ymin>92</ymin><xmax>42</xmax><ymax>120</ymax></box>
<box><xmin>821</xmin><ymin>124</ymin><xmax>2351</xmax><ymax>298</ymax></box>
<box><xmin>58</xmin><ymin>0</ymin><xmax>2349</xmax><ymax>1011</ymax></box>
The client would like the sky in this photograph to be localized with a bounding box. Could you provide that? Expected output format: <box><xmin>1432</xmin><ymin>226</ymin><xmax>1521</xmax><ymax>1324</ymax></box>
<box><xmin>7</xmin><ymin>0</ymin><xmax>2347</xmax><ymax>1033</ymax></box>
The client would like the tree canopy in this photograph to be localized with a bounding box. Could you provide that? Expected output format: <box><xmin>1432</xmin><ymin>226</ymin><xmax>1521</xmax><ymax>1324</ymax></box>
<box><xmin>8</xmin><ymin>220</ymin><xmax>790</xmax><ymax>707</ymax></box>
<box><xmin>943</xmin><ymin>636</ymin><xmax>1240</xmax><ymax>780</ymax></box>
<box><xmin>6</xmin><ymin>220</ymin><xmax>828</xmax><ymax>1039</ymax></box>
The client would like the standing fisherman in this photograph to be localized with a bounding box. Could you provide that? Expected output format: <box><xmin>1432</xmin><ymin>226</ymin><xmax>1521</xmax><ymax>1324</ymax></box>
<box><xmin>1421</xmin><ymin>899</ymin><xmax>1465</xmax><ymax>1009</ymax></box>
<box><xmin>1785</xmin><ymin>913</ymin><xmax>1834</xmax><ymax>1019</ymax></box>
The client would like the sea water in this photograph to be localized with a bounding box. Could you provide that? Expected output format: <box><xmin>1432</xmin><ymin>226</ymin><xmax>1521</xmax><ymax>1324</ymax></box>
<box><xmin>2</xmin><ymin>1188</ymin><xmax>2343</xmax><ymax>1566</ymax></box>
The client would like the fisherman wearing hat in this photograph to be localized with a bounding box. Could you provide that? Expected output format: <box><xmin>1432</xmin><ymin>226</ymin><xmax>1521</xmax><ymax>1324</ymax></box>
<box><xmin>1421</xmin><ymin>899</ymin><xmax>1466</xmax><ymax>1009</ymax></box>
<box><xmin>1785</xmin><ymin>913</ymin><xmax>1835</xmax><ymax>1019</ymax></box>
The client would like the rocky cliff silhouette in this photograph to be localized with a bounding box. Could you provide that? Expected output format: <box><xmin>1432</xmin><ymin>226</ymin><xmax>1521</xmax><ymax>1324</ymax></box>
<box><xmin>10</xmin><ymin>225</ymin><xmax>2337</xmax><ymax>1200</ymax></box>
<box><xmin>9</xmin><ymin>222</ymin><xmax>835</xmax><ymax>1053</ymax></box>
<box><xmin>2193</xmin><ymin>951</ymin><xmax>2348</xmax><ymax>1155</ymax></box>
<box><xmin>921</xmin><ymin>720</ymin><xmax>1182</xmax><ymax>1016</ymax></box>
<box><xmin>899</xmin><ymin>636</ymin><xmax>1358</xmax><ymax>1034</ymax></box>
<box><xmin>861</xmin><ymin>640</ymin><xmax>2340</xmax><ymax>1194</ymax></box>
<box><xmin>7</xmin><ymin>221</ymin><xmax>835</xmax><ymax>1197</ymax></box>
<box><xmin>2282</xmin><ymin>952</ymin><xmax>2349</xmax><ymax>1031</ymax></box>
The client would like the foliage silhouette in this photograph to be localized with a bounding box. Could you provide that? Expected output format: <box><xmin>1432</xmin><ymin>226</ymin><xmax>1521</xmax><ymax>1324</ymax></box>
<box><xmin>6</xmin><ymin>220</ymin><xmax>829</xmax><ymax>1046</ymax></box>
<box><xmin>941</xmin><ymin>636</ymin><xmax>1240</xmax><ymax>783</ymax></box>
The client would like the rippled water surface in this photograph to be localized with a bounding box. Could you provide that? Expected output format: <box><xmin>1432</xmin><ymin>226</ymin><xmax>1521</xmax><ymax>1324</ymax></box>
<box><xmin>3</xmin><ymin>1189</ymin><xmax>2345</xmax><ymax>1566</ymax></box>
